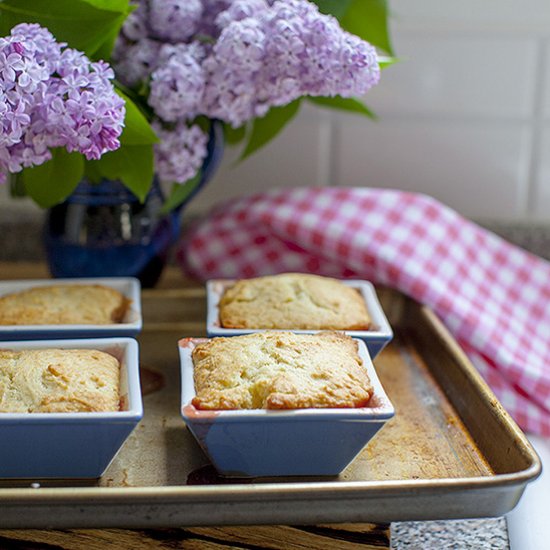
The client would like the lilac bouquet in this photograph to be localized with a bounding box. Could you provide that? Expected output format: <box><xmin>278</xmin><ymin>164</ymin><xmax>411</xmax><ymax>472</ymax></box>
<box><xmin>0</xmin><ymin>0</ymin><xmax>392</xmax><ymax>210</ymax></box>
<box><xmin>113</xmin><ymin>0</ymin><xmax>381</xmax><ymax>189</ymax></box>
<box><xmin>0</xmin><ymin>23</ymin><xmax>125</xmax><ymax>190</ymax></box>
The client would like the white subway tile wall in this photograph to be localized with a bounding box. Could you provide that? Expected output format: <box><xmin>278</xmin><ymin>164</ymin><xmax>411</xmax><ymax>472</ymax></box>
<box><xmin>2</xmin><ymin>0</ymin><xmax>550</xmax><ymax>223</ymax></box>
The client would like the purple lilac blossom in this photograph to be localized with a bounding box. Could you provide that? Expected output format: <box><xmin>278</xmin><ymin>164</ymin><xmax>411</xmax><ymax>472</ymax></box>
<box><xmin>0</xmin><ymin>23</ymin><xmax>124</xmax><ymax>183</ymax></box>
<box><xmin>111</xmin><ymin>0</ymin><xmax>380</xmax><ymax>183</ymax></box>
<box><xmin>201</xmin><ymin>18</ymin><xmax>266</xmax><ymax>126</ymax></box>
<box><xmin>201</xmin><ymin>0</ymin><xmax>380</xmax><ymax>127</ymax></box>
<box><xmin>148</xmin><ymin>43</ymin><xmax>205</xmax><ymax>122</ymax></box>
<box><xmin>120</xmin><ymin>4</ymin><xmax>149</xmax><ymax>41</ymax></box>
<box><xmin>215</xmin><ymin>0</ymin><xmax>270</xmax><ymax>28</ymax></box>
<box><xmin>152</xmin><ymin>120</ymin><xmax>208</xmax><ymax>184</ymax></box>
<box><xmin>149</xmin><ymin>0</ymin><xmax>203</xmax><ymax>43</ymax></box>
<box><xmin>195</xmin><ymin>0</ymin><xmax>233</xmax><ymax>38</ymax></box>
<box><xmin>113</xmin><ymin>37</ymin><xmax>161</xmax><ymax>87</ymax></box>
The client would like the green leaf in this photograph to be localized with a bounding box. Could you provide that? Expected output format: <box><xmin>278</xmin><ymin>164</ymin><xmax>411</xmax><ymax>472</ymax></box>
<box><xmin>79</xmin><ymin>0</ymin><xmax>130</xmax><ymax>12</ymax></box>
<box><xmin>0</xmin><ymin>0</ymin><xmax>131</xmax><ymax>58</ymax></box>
<box><xmin>223</xmin><ymin>123</ymin><xmax>247</xmax><ymax>146</ymax></box>
<box><xmin>379</xmin><ymin>55</ymin><xmax>400</xmax><ymax>70</ymax></box>
<box><xmin>22</xmin><ymin>149</ymin><xmax>84</xmax><ymax>208</ymax></box>
<box><xmin>308</xmin><ymin>96</ymin><xmax>376</xmax><ymax>120</ymax></box>
<box><xmin>9</xmin><ymin>174</ymin><xmax>26</xmax><ymax>198</ymax></box>
<box><xmin>339</xmin><ymin>0</ymin><xmax>394</xmax><ymax>56</ymax></box>
<box><xmin>117</xmin><ymin>90</ymin><xmax>159</xmax><ymax>146</ymax></box>
<box><xmin>312</xmin><ymin>0</ymin><xmax>354</xmax><ymax>18</ymax></box>
<box><xmin>81</xmin><ymin>90</ymin><xmax>157</xmax><ymax>194</ymax></box>
<box><xmin>82</xmin><ymin>158</ymin><xmax>104</xmax><ymax>183</ymax></box>
<box><xmin>160</xmin><ymin>171</ymin><xmax>202</xmax><ymax>214</ymax></box>
<box><xmin>90</xmin><ymin>144</ymin><xmax>155</xmax><ymax>201</ymax></box>
<box><xmin>93</xmin><ymin>25</ymin><xmax>122</xmax><ymax>61</ymax></box>
<box><xmin>239</xmin><ymin>99</ymin><xmax>302</xmax><ymax>161</ymax></box>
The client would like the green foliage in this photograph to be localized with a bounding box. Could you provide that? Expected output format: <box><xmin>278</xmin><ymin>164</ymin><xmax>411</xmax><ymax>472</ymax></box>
<box><xmin>115</xmin><ymin>90</ymin><xmax>159</xmax><ymax>147</ymax></box>
<box><xmin>313</xmin><ymin>0</ymin><xmax>354</xmax><ymax>19</ymax></box>
<box><xmin>239</xmin><ymin>100</ymin><xmax>302</xmax><ymax>161</ymax></box>
<box><xmin>308</xmin><ymin>96</ymin><xmax>376</xmax><ymax>119</ymax></box>
<box><xmin>83</xmin><ymin>90</ymin><xmax>158</xmax><ymax>201</ymax></box>
<box><xmin>379</xmin><ymin>55</ymin><xmax>400</xmax><ymax>70</ymax></box>
<box><xmin>312</xmin><ymin>0</ymin><xmax>393</xmax><ymax>55</ymax></box>
<box><xmin>340</xmin><ymin>0</ymin><xmax>394</xmax><ymax>55</ymax></box>
<box><xmin>161</xmin><ymin>170</ymin><xmax>202</xmax><ymax>214</ymax></box>
<box><xmin>90</xmin><ymin>144</ymin><xmax>155</xmax><ymax>202</ymax></box>
<box><xmin>223</xmin><ymin>124</ymin><xmax>248</xmax><ymax>146</ymax></box>
<box><xmin>0</xmin><ymin>0</ymin><xmax>132</xmax><ymax>59</ymax></box>
<box><xmin>21</xmin><ymin>149</ymin><xmax>84</xmax><ymax>208</ymax></box>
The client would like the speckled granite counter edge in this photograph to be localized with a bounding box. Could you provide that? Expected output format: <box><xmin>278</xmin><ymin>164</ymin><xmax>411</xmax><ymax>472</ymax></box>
<box><xmin>392</xmin><ymin>518</ymin><xmax>509</xmax><ymax>549</ymax></box>
<box><xmin>1</xmin><ymin>217</ymin><xmax>550</xmax><ymax>264</ymax></box>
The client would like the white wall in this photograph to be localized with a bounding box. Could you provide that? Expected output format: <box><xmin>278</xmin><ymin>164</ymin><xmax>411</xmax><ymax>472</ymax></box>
<box><xmin>3</xmin><ymin>0</ymin><xmax>550</xmax><ymax>224</ymax></box>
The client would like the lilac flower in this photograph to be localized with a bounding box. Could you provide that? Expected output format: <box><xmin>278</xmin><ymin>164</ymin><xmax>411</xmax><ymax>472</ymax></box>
<box><xmin>195</xmin><ymin>0</ymin><xmax>233</xmax><ymax>38</ymax></box>
<box><xmin>8</xmin><ymin>22</ymin><xmax>63</xmax><ymax>73</ymax></box>
<box><xmin>0</xmin><ymin>23</ymin><xmax>124</xmax><ymax>183</ymax></box>
<box><xmin>113</xmin><ymin>38</ymin><xmax>161</xmax><ymax>88</ymax></box>
<box><xmin>114</xmin><ymin>0</ymin><xmax>380</xmax><ymax>135</ymax></box>
<box><xmin>200</xmin><ymin>0</ymin><xmax>380</xmax><ymax>127</ymax></box>
<box><xmin>148</xmin><ymin>43</ymin><xmax>205</xmax><ymax>122</ymax></box>
<box><xmin>120</xmin><ymin>2</ymin><xmax>149</xmax><ymax>41</ymax></box>
<box><xmin>152</xmin><ymin>120</ymin><xmax>208</xmax><ymax>185</ymax></box>
<box><xmin>215</xmin><ymin>0</ymin><xmax>270</xmax><ymax>28</ymax></box>
<box><xmin>149</xmin><ymin>0</ymin><xmax>203</xmax><ymax>43</ymax></box>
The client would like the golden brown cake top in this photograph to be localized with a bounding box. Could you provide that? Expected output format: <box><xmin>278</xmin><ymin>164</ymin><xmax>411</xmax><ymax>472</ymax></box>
<box><xmin>0</xmin><ymin>284</ymin><xmax>130</xmax><ymax>325</ymax></box>
<box><xmin>218</xmin><ymin>273</ymin><xmax>370</xmax><ymax>330</ymax></box>
<box><xmin>191</xmin><ymin>331</ymin><xmax>373</xmax><ymax>410</ymax></box>
<box><xmin>0</xmin><ymin>348</ymin><xmax>120</xmax><ymax>413</ymax></box>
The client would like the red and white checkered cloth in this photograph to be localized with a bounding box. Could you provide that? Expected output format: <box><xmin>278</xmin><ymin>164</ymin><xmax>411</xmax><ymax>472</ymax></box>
<box><xmin>177</xmin><ymin>187</ymin><xmax>550</xmax><ymax>436</ymax></box>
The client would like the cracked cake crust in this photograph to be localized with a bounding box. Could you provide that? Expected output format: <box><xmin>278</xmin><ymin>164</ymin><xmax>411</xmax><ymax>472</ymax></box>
<box><xmin>191</xmin><ymin>331</ymin><xmax>373</xmax><ymax>410</ymax></box>
<box><xmin>218</xmin><ymin>273</ymin><xmax>371</xmax><ymax>330</ymax></box>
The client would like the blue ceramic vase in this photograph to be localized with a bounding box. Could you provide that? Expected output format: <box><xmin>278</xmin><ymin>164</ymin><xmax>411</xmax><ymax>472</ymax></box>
<box><xmin>44</xmin><ymin>123</ymin><xmax>224</xmax><ymax>287</ymax></box>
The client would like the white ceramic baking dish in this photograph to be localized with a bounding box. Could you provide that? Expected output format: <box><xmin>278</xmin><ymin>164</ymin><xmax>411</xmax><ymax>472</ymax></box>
<box><xmin>206</xmin><ymin>278</ymin><xmax>393</xmax><ymax>357</ymax></box>
<box><xmin>179</xmin><ymin>336</ymin><xmax>394</xmax><ymax>477</ymax></box>
<box><xmin>0</xmin><ymin>337</ymin><xmax>143</xmax><ymax>479</ymax></box>
<box><xmin>0</xmin><ymin>277</ymin><xmax>142</xmax><ymax>340</ymax></box>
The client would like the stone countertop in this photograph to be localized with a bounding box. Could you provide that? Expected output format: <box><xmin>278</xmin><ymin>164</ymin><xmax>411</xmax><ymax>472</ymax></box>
<box><xmin>393</xmin><ymin>518</ymin><xmax>509</xmax><ymax>549</ymax></box>
<box><xmin>2</xmin><ymin>218</ymin><xmax>549</xmax><ymax>550</ymax></box>
<box><xmin>2</xmin><ymin>217</ymin><xmax>550</xmax><ymax>263</ymax></box>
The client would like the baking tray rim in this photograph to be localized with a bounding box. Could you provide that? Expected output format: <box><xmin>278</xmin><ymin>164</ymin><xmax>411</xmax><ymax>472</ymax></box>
<box><xmin>0</xmin><ymin>466</ymin><xmax>541</xmax><ymax>503</ymax></box>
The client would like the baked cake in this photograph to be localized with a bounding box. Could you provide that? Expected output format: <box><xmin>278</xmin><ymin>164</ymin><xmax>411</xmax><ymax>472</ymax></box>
<box><xmin>191</xmin><ymin>331</ymin><xmax>373</xmax><ymax>410</ymax></box>
<box><xmin>0</xmin><ymin>284</ymin><xmax>130</xmax><ymax>325</ymax></box>
<box><xmin>218</xmin><ymin>273</ymin><xmax>370</xmax><ymax>330</ymax></box>
<box><xmin>0</xmin><ymin>348</ymin><xmax>120</xmax><ymax>413</ymax></box>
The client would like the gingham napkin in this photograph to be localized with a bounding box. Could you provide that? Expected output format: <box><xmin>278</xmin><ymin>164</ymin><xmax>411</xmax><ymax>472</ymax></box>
<box><xmin>177</xmin><ymin>187</ymin><xmax>550</xmax><ymax>436</ymax></box>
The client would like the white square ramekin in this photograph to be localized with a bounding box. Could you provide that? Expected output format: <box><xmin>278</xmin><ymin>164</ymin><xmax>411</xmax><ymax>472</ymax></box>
<box><xmin>179</xmin><ymin>337</ymin><xmax>394</xmax><ymax>478</ymax></box>
<box><xmin>0</xmin><ymin>277</ymin><xmax>142</xmax><ymax>340</ymax></box>
<box><xmin>206</xmin><ymin>278</ymin><xmax>393</xmax><ymax>358</ymax></box>
<box><xmin>0</xmin><ymin>337</ymin><xmax>142</xmax><ymax>479</ymax></box>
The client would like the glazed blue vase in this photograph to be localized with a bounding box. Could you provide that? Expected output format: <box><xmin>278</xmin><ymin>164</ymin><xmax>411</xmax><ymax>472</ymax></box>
<box><xmin>44</xmin><ymin>123</ymin><xmax>223</xmax><ymax>287</ymax></box>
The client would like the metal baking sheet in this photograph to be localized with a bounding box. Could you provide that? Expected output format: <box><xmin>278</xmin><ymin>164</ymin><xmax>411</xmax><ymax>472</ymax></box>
<box><xmin>0</xmin><ymin>285</ymin><xmax>541</xmax><ymax>529</ymax></box>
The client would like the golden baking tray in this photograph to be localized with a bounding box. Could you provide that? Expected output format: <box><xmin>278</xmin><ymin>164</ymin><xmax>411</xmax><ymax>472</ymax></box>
<box><xmin>0</xmin><ymin>285</ymin><xmax>541</xmax><ymax>529</ymax></box>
